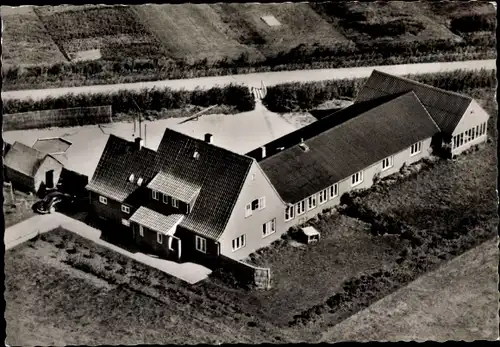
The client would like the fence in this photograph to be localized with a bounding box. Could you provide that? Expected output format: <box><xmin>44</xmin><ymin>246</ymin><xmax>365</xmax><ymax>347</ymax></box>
<box><xmin>3</xmin><ymin>105</ymin><xmax>113</xmax><ymax>131</ymax></box>
<box><xmin>219</xmin><ymin>255</ymin><xmax>271</xmax><ymax>290</ymax></box>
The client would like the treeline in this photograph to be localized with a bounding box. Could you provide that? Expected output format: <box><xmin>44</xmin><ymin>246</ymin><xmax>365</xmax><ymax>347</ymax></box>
<box><xmin>451</xmin><ymin>13</ymin><xmax>497</xmax><ymax>33</ymax></box>
<box><xmin>263</xmin><ymin>68</ymin><xmax>497</xmax><ymax>112</ymax></box>
<box><xmin>3</xmin><ymin>35</ymin><xmax>496</xmax><ymax>91</ymax></box>
<box><xmin>2</xmin><ymin>84</ymin><xmax>255</xmax><ymax>115</ymax></box>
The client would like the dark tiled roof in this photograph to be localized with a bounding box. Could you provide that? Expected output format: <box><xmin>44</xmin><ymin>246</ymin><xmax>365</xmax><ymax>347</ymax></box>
<box><xmin>156</xmin><ymin>129</ymin><xmax>253</xmax><ymax>240</ymax></box>
<box><xmin>87</xmin><ymin>129</ymin><xmax>253</xmax><ymax>240</ymax></box>
<box><xmin>4</xmin><ymin>141</ymin><xmax>47</xmax><ymax>177</ymax></box>
<box><xmin>86</xmin><ymin>135</ymin><xmax>158</xmax><ymax>202</ymax></box>
<box><xmin>355</xmin><ymin>70</ymin><xmax>472</xmax><ymax>134</ymax></box>
<box><xmin>259</xmin><ymin>92</ymin><xmax>441</xmax><ymax>203</ymax></box>
<box><xmin>147</xmin><ymin>171</ymin><xmax>201</xmax><ymax>203</ymax></box>
<box><xmin>129</xmin><ymin>207</ymin><xmax>184</xmax><ymax>235</ymax></box>
<box><xmin>246</xmin><ymin>93</ymin><xmax>405</xmax><ymax>161</ymax></box>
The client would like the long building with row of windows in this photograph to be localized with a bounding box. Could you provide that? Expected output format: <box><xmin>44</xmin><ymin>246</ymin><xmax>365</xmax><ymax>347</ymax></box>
<box><xmin>86</xmin><ymin>70</ymin><xmax>490</xmax><ymax>262</ymax></box>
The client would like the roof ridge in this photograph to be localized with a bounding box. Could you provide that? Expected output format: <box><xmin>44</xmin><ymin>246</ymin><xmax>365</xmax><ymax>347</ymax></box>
<box><xmin>371</xmin><ymin>70</ymin><xmax>473</xmax><ymax>101</ymax></box>
<box><xmin>262</xmin><ymin>91</ymin><xmax>425</xmax><ymax>164</ymax></box>
<box><xmin>408</xmin><ymin>91</ymin><xmax>442</xmax><ymax>132</ymax></box>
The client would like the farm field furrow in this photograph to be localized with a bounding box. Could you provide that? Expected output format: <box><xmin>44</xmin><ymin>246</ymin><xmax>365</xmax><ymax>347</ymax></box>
<box><xmin>0</xmin><ymin>6</ymin><xmax>67</xmax><ymax>66</ymax></box>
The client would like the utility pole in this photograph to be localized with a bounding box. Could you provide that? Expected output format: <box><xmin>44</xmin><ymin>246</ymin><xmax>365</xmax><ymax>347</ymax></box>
<box><xmin>144</xmin><ymin>124</ymin><xmax>147</xmax><ymax>147</ymax></box>
<box><xmin>131</xmin><ymin>98</ymin><xmax>142</xmax><ymax>138</ymax></box>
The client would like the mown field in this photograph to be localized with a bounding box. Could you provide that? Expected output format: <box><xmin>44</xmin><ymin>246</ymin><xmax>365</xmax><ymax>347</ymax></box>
<box><xmin>1</xmin><ymin>2</ymin><xmax>496</xmax><ymax>90</ymax></box>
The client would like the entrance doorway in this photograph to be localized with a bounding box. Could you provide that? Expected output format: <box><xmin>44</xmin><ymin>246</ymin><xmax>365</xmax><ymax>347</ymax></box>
<box><xmin>45</xmin><ymin>170</ymin><xmax>54</xmax><ymax>189</ymax></box>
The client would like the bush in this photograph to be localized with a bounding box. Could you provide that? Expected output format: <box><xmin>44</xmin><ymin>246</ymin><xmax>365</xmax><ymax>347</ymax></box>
<box><xmin>451</xmin><ymin>13</ymin><xmax>497</xmax><ymax>33</ymax></box>
<box><xmin>3</xmin><ymin>83</ymin><xmax>255</xmax><ymax>115</ymax></box>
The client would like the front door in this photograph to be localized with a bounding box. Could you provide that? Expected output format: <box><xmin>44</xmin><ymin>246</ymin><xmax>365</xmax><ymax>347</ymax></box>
<box><xmin>45</xmin><ymin>170</ymin><xmax>54</xmax><ymax>189</ymax></box>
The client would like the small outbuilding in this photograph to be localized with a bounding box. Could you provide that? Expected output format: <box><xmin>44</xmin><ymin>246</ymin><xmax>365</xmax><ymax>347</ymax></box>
<box><xmin>3</xmin><ymin>141</ymin><xmax>65</xmax><ymax>194</ymax></box>
<box><xmin>299</xmin><ymin>226</ymin><xmax>321</xmax><ymax>244</ymax></box>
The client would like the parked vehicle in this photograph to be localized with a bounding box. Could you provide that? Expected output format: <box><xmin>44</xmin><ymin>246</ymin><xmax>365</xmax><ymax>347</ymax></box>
<box><xmin>33</xmin><ymin>191</ymin><xmax>75</xmax><ymax>214</ymax></box>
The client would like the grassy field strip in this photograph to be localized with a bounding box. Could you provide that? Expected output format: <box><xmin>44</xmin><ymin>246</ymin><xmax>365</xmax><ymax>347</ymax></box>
<box><xmin>320</xmin><ymin>238</ymin><xmax>499</xmax><ymax>342</ymax></box>
<box><xmin>2</xmin><ymin>59</ymin><xmax>496</xmax><ymax>101</ymax></box>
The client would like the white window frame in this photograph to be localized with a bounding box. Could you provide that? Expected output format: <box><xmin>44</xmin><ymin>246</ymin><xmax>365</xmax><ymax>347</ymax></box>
<box><xmin>245</xmin><ymin>203</ymin><xmax>252</xmax><ymax>218</ymax></box>
<box><xmin>99</xmin><ymin>196</ymin><xmax>107</xmax><ymax>205</ymax></box>
<box><xmin>307</xmin><ymin>195</ymin><xmax>317</xmax><ymax>211</ymax></box>
<box><xmin>351</xmin><ymin>171</ymin><xmax>363</xmax><ymax>187</ymax></box>
<box><xmin>121</xmin><ymin>218</ymin><xmax>130</xmax><ymax>227</ymax></box>
<box><xmin>318</xmin><ymin>189</ymin><xmax>328</xmax><ymax>205</ymax></box>
<box><xmin>285</xmin><ymin>205</ymin><xmax>295</xmax><ymax>222</ymax></box>
<box><xmin>157</xmin><ymin>232</ymin><xmax>163</xmax><ymax>244</ymax></box>
<box><xmin>152</xmin><ymin>190</ymin><xmax>159</xmax><ymax>200</ymax></box>
<box><xmin>171</xmin><ymin>198</ymin><xmax>179</xmax><ymax>208</ymax></box>
<box><xmin>381</xmin><ymin>156</ymin><xmax>393</xmax><ymax>171</ymax></box>
<box><xmin>296</xmin><ymin>200</ymin><xmax>306</xmax><ymax>215</ymax></box>
<box><xmin>410</xmin><ymin>141</ymin><xmax>422</xmax><ymax>156</ymax></box>
<box><xmin>121</xmin><ymin>205</ymin><xmax>130</xmax><ymax>214</ymax></box>
<box><xmin>258</xmin><ymin>196</ymin><xmax>266</xmax><ymax>210</ymax></box>
<box><xmin>139</xmin><ymin>225</ymin><xmax>144</xmax><ymax>237</ymax></box>
<box><xmin>195</xmin><ymin>235</ymin><xmax>207</xmax><ymax>253</ymax></box>
<box><xmin>262</xmin><ymin>218</ymin><xmax>276</xmax><ymax>238</ymax></box>
<box><xmin>329</xmin><ymin>183</ymin><xmax>338</xmax><ymax>199</ymax></box>
<box><xmin>163</xmin><ymin>194</ymin><xmax>168</xmax><ymax>204</ymax></box>
<box><xmin>231</xmin><ymin>234</ymin><xmax>246</xmax><ymax>252</ymax></box>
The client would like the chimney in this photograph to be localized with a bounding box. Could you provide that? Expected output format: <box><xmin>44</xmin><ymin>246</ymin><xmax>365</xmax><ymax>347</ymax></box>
<box><xmin>204</xmin><ymin>133</ymin><xmax>213</xmax><ymax>144</ymax></box>
<box><xmin>261</xmin><ymin>146</ymin><xmax>266</xmax><ymax>159</ymax></box>
<box><xmin>135</xmin><ymin>137</ymin><xmax>144</xmax><ymax>150</ymax></box>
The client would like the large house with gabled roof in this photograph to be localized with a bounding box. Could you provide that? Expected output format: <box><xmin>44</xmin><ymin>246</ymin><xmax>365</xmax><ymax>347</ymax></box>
<box><xmin>86</xmin><ymin>70</ymin><xmax>490</xmax><ymax>261</ymax></box>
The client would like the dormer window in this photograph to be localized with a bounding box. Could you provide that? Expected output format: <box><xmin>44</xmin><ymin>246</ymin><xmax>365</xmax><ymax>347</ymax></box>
<box><xmin>128</xmin><ymin>174</ymin><xmax>135</xmax><ymax>182</ymax></box>
<box><xmin>193</xmin><ymin>151</ymin><xmax>200</xmax><ymax>160</ymax></box>
<box><xmin>137</xmin><ymin>177</ymin><xmax>143</xmax><ymax>186</ymax></box>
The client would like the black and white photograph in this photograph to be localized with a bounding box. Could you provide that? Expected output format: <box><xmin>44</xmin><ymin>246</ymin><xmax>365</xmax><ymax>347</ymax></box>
<box><xmin>1</xmin><ymin>1</ymin><xmax>498</xmax><ymax>344</ymax></box>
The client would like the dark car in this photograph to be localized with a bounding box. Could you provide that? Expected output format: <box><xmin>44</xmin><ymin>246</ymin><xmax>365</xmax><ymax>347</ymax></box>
<box><xmin>33</xmin><ymin>191</ymin><xmax>75</xmax><ymax>214</ymax></box>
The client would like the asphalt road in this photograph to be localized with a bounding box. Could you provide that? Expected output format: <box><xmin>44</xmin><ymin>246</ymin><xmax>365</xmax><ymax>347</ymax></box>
<box><xmin>2</xmin><ymin>59</ymin><xmax>496</xmax><ymax>101</ymax></box>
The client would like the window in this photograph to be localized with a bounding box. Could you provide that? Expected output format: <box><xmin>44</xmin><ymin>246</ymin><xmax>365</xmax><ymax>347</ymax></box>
<box><xmin>121</xmin><ymin>205</ymin><xmax>130</xmax><ymax>214</ymax></box>
<box><xmin>152</xmin><ymin>190</ymin><xmax>159</xmax><ymax>200</ymax></box>
<box><xmin>476</xmin><ymin>125</ymin><xmax>480</xmax><ymax>137</ymax></box>
<box><xmin>351</xmin><ymin>171</ymin><xmax>363</xmax><ymax>186</ymax></box>
<box><xmin>471</xmin><ymin>127</ymin><xmax>476</xmax><ymax>140</ymax></box>
<box><xmin>382</xmin><ymin>156</ymin><xmax>393</xmax><ymax>170</ymax></box>
<box><xmin>163</xmin><ymin>194</ymin><xmax>168</xmax><ymax>204</ymax></box>
<box><xmin>330</xmin><ymin>183</ymin><xmax>338</xmax><ymax>199</ymax></box>
<box><xmin>139</xmin><ymin>225</ymin><xmax>144</xmax><ymax>237</ymax></box>
<box><xmin>296</xmin><ymin>200</ymin><xmax>306</xmax><ymax>215</ymax></box>
<box><xmin>460</xmin><ymin>133</ymin><xmax>464</xmax><ymax>146</ymax></box>
<box><xmin>128</xmin><ymin>174</ymin><xmax>135</xmax><ymax>183</ymax></box>
<box><xmin>258</xmin><ymin>197</ymin><xmax>266</xmax><ymax>210</ymax></box>
<box><xmin>410</xmin><ymin>141</ymin><xmax>422</xmax><ymax>156</ymax></box>
<box><xmin>318</xmin><ymin>189</ymin><xmax>328</xmax><ymax>205</ymax></box>
<box><xmin>99</xmin><ymin>196</ymin><xmax>107</xmax><ymax>205</ymax></box>
<box><xmin>245</xmin><ymin>203</ymin><xmax>252</xmax><ymax>218</ymax></box>
<box><xmin>157</xmin><ymin>232</ymin><xmax>163</xmax><ymax>244</ymax></box>
<box><xmin>307</xmin><ymin>195</ymin><xmax>317</xmax><ymax>210</ymax></box>
<box><xmin>232</xmin><ymin>235</ymin><xmax>246</xmax><ymax>251</ymax></box>
<box><xmin>453</xmin><ymin>135</ymin><xmax>458</xmax><ymax>149</ymax></box>
<box><xmin>137</xmin><ymin>178</ymin><xmax>143</xmax><ymax>186</ymax></box>
<box><xmin>171</xmin><ymin>198</ymin><xmax>179</xmax><ymax>208</ymax></box>
<box><xmin>285</xmin><ymin>205</ymin><xmax>295</xmax><ymax>221</ymax></box>
<box><xmin>262</xmin><ymin>219</ymin><xmax>276</xmax><ymax>238</ymax></box>
<box><xmin>195</xmin><ymin>236</ymin><xmax>207</xmax><ymax>253</ymax></box>
<box><xmin>121</xmin><ymin>218</ymin><xmax>130</xmax><ymax>227</ymax></box>
<box><xmin>251</xmin><ymin>174</ymin><xmax>256</xmax><ymax>180</ymax></box>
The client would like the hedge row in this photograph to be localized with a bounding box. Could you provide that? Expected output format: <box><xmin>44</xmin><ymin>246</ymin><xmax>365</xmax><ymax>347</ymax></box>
<box><xmin>2</xmin><ymin>35</ymin><xmax>496</xmax><ymax>90</ymax></box>
<box><xmin>263</xmin><ymin>68</ymin><xmax>497</xmax><ymax>112</ymax></box>
<box><xmin>2</xmin><ymin>83</ymin><xmax>255</xmax><ymax>115</ymax></box>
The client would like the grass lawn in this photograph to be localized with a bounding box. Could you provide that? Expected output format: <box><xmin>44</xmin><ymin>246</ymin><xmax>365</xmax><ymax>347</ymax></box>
<box><xmin>0</xmin><ymin>6</ymin><xmax>67</xmax><ymax>66</ymax></box>
<box><xmin>244</xmin><ymin>214</ymin><xmax>406</xmax><ymax>326</ymax></box>
<box><xmin>3</xmin><ymin>185</ymin><xmax>36</xmax><ymax>228</ymax></box>
<box><xmin>321</xmin><ymin>237</ymin><xmax>499</xmax><ymax>342</ymax></box>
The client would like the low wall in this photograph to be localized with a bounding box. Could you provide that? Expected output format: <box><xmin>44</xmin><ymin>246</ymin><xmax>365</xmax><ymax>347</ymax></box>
<box><xmin>3</xmin><ymin>105</ymin><xmax>112</xmax><ymax>131</ymax></box>
<box><xmin>219</xmin><ymin>255</ymin><xmax>271</xmax><ymax>290</ymax></box>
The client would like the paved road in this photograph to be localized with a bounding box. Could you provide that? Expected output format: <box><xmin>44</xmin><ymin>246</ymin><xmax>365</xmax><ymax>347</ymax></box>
<box><xmin>2</xmin><ymin>59</ymin><xmax>496</xmax><ymax>101</ymax></box>
<box><xmin>5</xmin><ymin>212</ymin><xmax>212</xmax><ymax>284</ymax></box>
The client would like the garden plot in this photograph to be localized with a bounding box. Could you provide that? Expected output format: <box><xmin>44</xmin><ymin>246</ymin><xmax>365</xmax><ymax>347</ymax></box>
<box><xmin>35</xmin><ymin>5</ymin><xmax>164</xmax><ymax>60</ymax></box>
<box><xmin>1</xmin><ymin>6</ymin><xmax>67</xmax><ymax>65</ymax></box>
